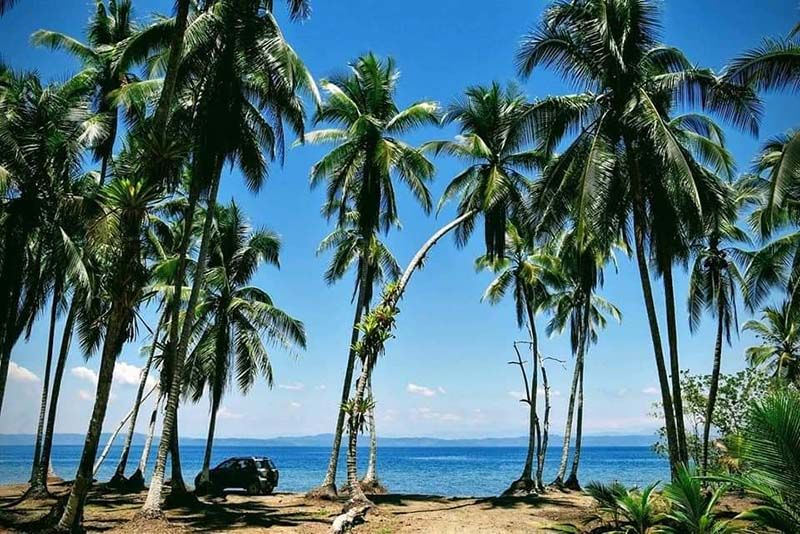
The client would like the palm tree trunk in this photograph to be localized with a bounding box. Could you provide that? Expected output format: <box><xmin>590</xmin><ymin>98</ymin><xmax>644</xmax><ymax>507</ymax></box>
<box><xmin>663</xmin><ymin>264</ymin><xmax>688</xmax><ymax>464</ymax></box>
<box><xmin>98</xmin><ymin>112</ymin><xmax>118</xmax><ymax>186</ymax></box>
<box><xmin>152</xmin><ymin>0</ymin><xmax>190</xmax><ymax>133</ymax></box>
<box><xmin>626</xmin><ymin>142</ymin><xmax>680</xmax><ymax>475</ymax></box>
<box><xmin>112</xmin><ymin>314</ymin><xmax>164</xmax><ymax>483</ymax></box>
<box><xmin>311</xmin><ymin>264</ymin><xmax>369</xmax><ymax>499</ymax></box>
<box><xmin>140</xmin><ymin>172</ymin><xmax>221</xmax><ymax>518</ymax></box>
<box><xmin>360</xmin><ymin>377</ymin><xmax>384</xmax><ymax>492</ymax></box>
<box><xmin>32</xmin><ymin>296</ymin><xmax>77</xmax><ymax>494</ymax></box>
<box><xmin>168</xmin><ymin>398</ymin><xmax>188</xmax><ymax>496</ymax></box>
<box><xmin>552</xmin><ymin>339</ymin><xmax>582</xmax><ymax>487</ymax></box>
<box><xmin>136</xmin><ymin>395</ymin><xmax>161</xmax><ymax>477</ymax></box>
<box><xmin>702</xmin><ymin>299</ymin><xmax>725</xmax><ymax>474</ymax></box>
<box><xmin>57</xmin><ymin>306</ymin><xmax>129</xmax><ymax>531</ymax></box>
<box><xmin>565</xmin><ymin>361</ymin><xmax>584</xmax><ymax>489</ymax></box>
<box><xmin>535</xmin><ymin>356</ymin><xmax>551</xmax><ymax>491</ymax></box>
<box><xmin>28</xmin><ymin>285</ymin><xmax>61</xmax><ymax>490</ymax></box>
<box><xmin>524</xmin><ymin>306</ymin><xmax>540</xmax><ymax>483</ymax></box>
<box><xmin>197</xmin><ymin>393</ymin><xmax>221</xmax><ymax>493</ymax></box>
<box><xmin>345</xmin><ymin>365</ymin><xmax>370</xmax><ymax>506</ymax></box>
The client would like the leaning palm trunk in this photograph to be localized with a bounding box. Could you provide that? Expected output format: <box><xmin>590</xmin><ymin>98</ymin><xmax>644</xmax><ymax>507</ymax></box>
<box><xmin>565</xmin><ymin>363</ymin><xmax>584</xmax><ymax>490</ymax></box>
<box><xmin>136</xmin><ymin>395</ymin><xmax>161</xmax><ymax>477</ymax></box>
<box><xmin>535</xmin><ymin>355</ymin><xmax>551</xmax><ymax>491</ymax></box>
<box><xmin>663</xmin><ymin>265</ymin><xmax>689</xmax><ymax>463</ymax></box>
<box><xmin>112</xmin><ymin>314</ymin><xmax>164</xmax><ymax>485</ymax></box>
<box><xmin>552</xmin><ymin>338</ymin><xmax>583</xmax><ymax>487</ymax></box>
<box><xmin>360</xmin><ymin>378</ymin><xmax>385</xmax><ymax>493</ymax></box>
<box><xmin>140</xmin><ymin>174</ymin><xmax>221</xmax><ymax>518</ymax></box>
<box><xmin>702</xmin><ymin>298</ymin><xmax>725</xmax><ymax>474</ymax></box>
<box><xmin>626</xmin><ymin>144</ymin><xmax>680</xmax><ymax>474</ymax></box>
<box><xmin>196</xmin><ymin>393</ymin><xmax>221</xmax><ymax>494</ymax></box>
<box><xmin>94</xmin><ymin>384</ymin><xmax>158</xmax><ymax>477</ymax></box>
<box><xmin>340</xmin><ymin>210</ymin><xmax>476</xmax><ymax>515</ymax></box>
<box><xmin>28</xmin><ymin>285</ymin><xmax>61</xmax><ymax>493</ymax></box>
<box><xmin>310</xmin><ymin>268</ymin><xmax>369</xmax><ymax>499</ymax></box>
<box><xmin>32</xmin><ymin>297</ymin><xmax>77</xmax><ymax>494</ymax></box>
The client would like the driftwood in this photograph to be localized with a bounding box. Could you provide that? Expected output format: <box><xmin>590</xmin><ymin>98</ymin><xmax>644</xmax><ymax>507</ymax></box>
<box><xmin>330</xmin><ymin>504</ymin><xmax>370</xmax><ymax>533</ymax></box>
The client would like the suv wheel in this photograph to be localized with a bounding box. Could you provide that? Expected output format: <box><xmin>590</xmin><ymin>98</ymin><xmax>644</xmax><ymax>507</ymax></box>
<box><xmin>246</xmin><ymin>482</ymin><xmax>261</xmax><ymax>496</ymax></box>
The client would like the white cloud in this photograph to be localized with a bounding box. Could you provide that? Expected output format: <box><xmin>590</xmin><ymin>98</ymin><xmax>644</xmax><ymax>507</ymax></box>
<box><xmin>289</xmin><ymin>401</ymin><xmax>302</xmax><ymax>409</ymax></box>
<box><xmin>537</xmin><ymin>389</ymin><xmax>561</xmax><ymax>397</ymax></box>
<box><xmin>508</xmin><ymin>390</ymin><xmax>526</xmax><ymax>399</ymax></box>
<box><xmin>642</xmin><ymin>386</ymin><xmax>659</xmax><ymax>395</ymax></box>
<box><xmin>411</xmin><ymin>407</ymin><xmax>462</xmax><ymax>422</ymax></box>
<box><xmin>9</xmin><ymin>362</ymin><xmax>38</xmax><ymax>383</ymax></box>
<box><xmin>218</xmin><ymin>406</ymin><xmax>243</xmax><ymax>420</ymax></box>
<box><xmin>78</xmin><ymin>389</ymin><xmax>93</xmax><ymax>401</ymax></box>
<box><xmin>315</xmin><ymin>384</ymin><xmax>326</xmax><ymax>391</ymax></box>
<box><xmin>113</xmin><ymin>362</ymin><xmax>143</xmax><ymax>386</ymax></box>
<box><xmin>71</xmin><ymin>366</ymin><xmax>98</xmax><ymax>384</ymax></box>
<box><xmin>406</xmin><ymin>383</ymin><xmax>436</xmax><ymax>397</ymax></box>
<box><xmin>437</xmin><ymin>386</ymin><xmax>447</xmax><ymax>395</ymax></box>
<box><xmin>278</xmin><ymin>382</ymin><xmax>305</xmax><ymax>391</ymax></box>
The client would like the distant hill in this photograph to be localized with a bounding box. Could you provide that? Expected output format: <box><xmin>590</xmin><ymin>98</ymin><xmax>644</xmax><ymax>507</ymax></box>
<box><xmin>0</xmin><ymin>432</ymin><xmax>656</xmax><ymax>448</ymax></box>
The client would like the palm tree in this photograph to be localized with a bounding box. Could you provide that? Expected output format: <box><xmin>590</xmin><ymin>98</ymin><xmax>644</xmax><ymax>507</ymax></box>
<box><xmin>744</xmin><ymin>301</ymin><xmax>800</xmax><ymax>385</ymax></box>
<box><xmin>478</xmin><ymin>221</ymin><xmax>556</xmax><ymax>495</ymax></box>
<box><xmin>425</xmin><ymin>82</ymin><xmax>546</xmax><ymax>260</ymax></box>
<box><xmin>516</xmin><ymin>0</ymin><xmax>760</xmax><ymax>472</ymax></box>
<box><xmin>303</xmin><ymin>53</ymin><xmax>437</xmax><ymax>498</ymax></box>
<box><xmin>317</xmin><ymin>213</ymin><xmax>400</xmax><ymax>493</ymax></box>
<box><xmin>0</xmin><ymin>0</ymin><xmax>17</xmax><ymax>15</ymax></box>
<box><xmin>140</xmin><ymin>0</ymin><xmax>314</xmax><ymax>517</ymax></box>
<box><xmin>31</xmin><ymin>0</ymin><xmax>167</xmax><ymax>185</ymax></box>
<box><xmin>547</xmin><ymin>232</ymin><xmax>621</xmax><ymax>489</ymax></box>
<box><xmin>189</xmin><ymin>201</ymin><xmax>305</xmax><ymax>491</ymax></box>
<box><xmin>57</xmin><ymin>171</ymin><xmax>163</xmax><ymax>530</ymax></box>
<box><xmin>687</xmin><ymin>185</ymin><xmax>747</xmax><ymax>473</ymax></box>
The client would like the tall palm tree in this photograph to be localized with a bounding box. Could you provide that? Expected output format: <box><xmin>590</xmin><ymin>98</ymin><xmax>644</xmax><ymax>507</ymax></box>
<box><xmin>516</xmin><ymin>0</ymin><xmax>760</xmax><ymax>472</ymax></box>
<box><xmin>57</xmin><ymin>171</ymin><xmax>163</xmax><ymax>530</ymax></box>
<box><xmin>547</xmin><ymin>232</ymin><xmax>621</xmax><ymax>489</ymax></box>
<box><xmin>140</xmin><ymin>0</ymin><xmax>314</xmax><ymax>517</ymax></box>
<box><xmin>189</xmin><ymin>201</ymin><xmax>306</xmax><ymax>490</ymax></box>
<box><xmin>744</xmin><ymin>301</ymin><xmax>800</xmax><ymax>386</ymax></box>
<box><xmin>303</xmin><ymin>53</ymin><xmax>437</xmax><ymax>498</ymax></box>
<box><xmin>425</xmin><ymin>82</ymin><xmax>546</xmax><ymax>260</ymax></box>
<box><xmin>478</xmin><ymin>221</ymin><xmax>556</xmax><ymax>495</ymax></box>
<box><xmin>31</xmin><ymin>0</ymin><xmax>167</xmax><ymax>184</ymax></box>
<box><xmin>687</xmin><ymin>185</ymin><xmax>747</xmax><ymax>473</ymax></box>
<box><xmin>0</xmin><ymin>0</ymin><xmax>17</xmax><ymax>15</ymax></box>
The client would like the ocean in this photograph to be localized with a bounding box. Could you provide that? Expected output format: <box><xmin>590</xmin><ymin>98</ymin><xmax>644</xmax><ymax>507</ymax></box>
<box><xmin>0</xmin><ymin>444</ymin><xmax>669</xmax><ymax>496</ymax></box>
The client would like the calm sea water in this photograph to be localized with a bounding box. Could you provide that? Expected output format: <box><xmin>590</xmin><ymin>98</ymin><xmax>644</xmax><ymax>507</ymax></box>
<box><xmin>0</xmin><ymin>445</ymin><xmax>669</xmax><ymax>496</ymax></box>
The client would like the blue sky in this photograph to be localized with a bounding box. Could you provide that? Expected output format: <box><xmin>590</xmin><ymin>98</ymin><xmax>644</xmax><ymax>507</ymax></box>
<box><xmin>1</xmin><ymin>0</ymin><xmax>798</xmax><ymax>441</ymax></box>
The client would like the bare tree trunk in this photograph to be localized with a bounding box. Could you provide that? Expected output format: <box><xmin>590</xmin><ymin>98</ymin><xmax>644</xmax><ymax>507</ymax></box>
<box><xmin>702</xmin><ymin>300</ymin><xmax>725</xmax><ymax>474</ymax></box>
<box><xmin>94</xmin><ymin>384</ymin><xmax>157</xmax><ymax>477</ymax></box>
<box><xmin>309</xmin><ymin>267</ymin><xmax>369</xmax><ymax>499</ymax></box>
<box><xmin>129</xmin><ymin>395</ymin><xmax>161</xmax><ymax>488</ymax></box>
<box><xmin>626</xmin><ymin>143</ymin><xmax>679</xmax><ymax>475</ymax></box>
<box><xmin>112</xmin><ymin>314</ymin><xmax>164</xmax><ymax>484</ymax></box>
<box><xmin>140</xmin><ymin>174</ymin><xmax>220</xmax><ymax>518</ymax></box>
<box><xmin>502</xmin><ymin>339</ymin><xmax>537</xmax><ymax>496</ymax></box>
<box><xmin>536</xmin><ymin>356</ymin><xmax>551</xmax><ymax>491</ymax></box>
<box><xmin>31</xmin><ymin>297</ymin><xmax>77</xmax><ymax>495</ymax></box>
<box><xmin>663</xmin><ymin>265</ymin><xmax>688</xmax><ymax>464</ymax></box>
<box><xmin>29</xmin><ymin>287</ymin><xmax>60</xmax><ymax>490</ymax></box>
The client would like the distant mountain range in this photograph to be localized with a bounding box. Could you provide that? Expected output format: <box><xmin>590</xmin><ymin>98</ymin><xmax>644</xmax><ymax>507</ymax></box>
<box><xmin>0</xmin><ymin>432</ymin><xmax>657</xmax><ymax>448</ymax></box>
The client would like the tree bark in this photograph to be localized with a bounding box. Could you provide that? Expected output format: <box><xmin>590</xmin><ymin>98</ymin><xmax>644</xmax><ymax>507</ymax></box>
<box><xmin>360</xmin><ymin>378</ymin><xmax>382</xmax><ymax>491</ymax></box>
<box><xmin>196</xmin><ymin>393</ymin><xmax>221</xmax><ymax>493</ymax></box>
<box><xmin>168</xmin><ymin>414</ymin><xmax>188</xmax><ymax>497</ymax></box>
<box><xmin>137</xmin><ymin>395</ymin><xmax>161</xmax><ymax>476</ymax></box>
<box><xmin>29</xmin><ymin>286</ymin><xmax>61</xmax><ymax>488</ymax></box>
<box><xmin>702</xmin><ymin>299</ymin><xmax>725</xmax><ymax>474</ymax></box>
<box><xmin>345</xmin><ymin>365</ymin><xmax>370</xmax><ymax>507</ymax></box>
<box><xmin>31</xmin><ymin>296</ymin><xmax>77</xmax><ymax>494</ymax></box>
<box><xmin>663</xmin><ymin>264</ymin><xmax>688</xmax><ymax>464</ymax></box>
<box><xmin>626</xmin><ymin>144</ymin><xmax>680</xmax><ymax>475</ymax></box>
<box><xmin>152</xmin><ymin>0</ymin><xmax>190</xmax><ymax>134</ymax></box>
<box><xmin>140</xmin><ymin>173</ymin><xmax>220</xmax><ymax>518</ymax></box>
<box><xmin>535</xmin><ymin>356</ymin><xmax>551</xmax><ymax>491</ymax></box>
<box><xmin>552</xmin><ymin>339</ymin><xmax>582</xmax><ymax>487</ymax></box>
<box><xmin>310</xmin><ymin>266</ymin><xmax>369</xmax><ymax>499</ymax></box>
<box><xmin>565</xmin><ymin>360</ymin><xmax>584</xmax><ymax>490</ymax></box>
<box><xmin>113</xmin><ymin>313</ymin><xmax>164</xmax><ymax>482</ymax></box>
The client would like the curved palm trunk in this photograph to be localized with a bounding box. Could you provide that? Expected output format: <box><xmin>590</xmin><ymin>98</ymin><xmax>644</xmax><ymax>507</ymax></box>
<box><xmin>626</xmin><ymin>143</ymin><xmax>680</xmax><ymax>475</ymax></box>
<box><xmin>136</xmin><ymin>395</ymin><xmax>161</xmax><ymax>478</ymax></box>
<box><xmin>311</xmin><ymin>267</ymin><xmax>369</xmax><ymax>499</ymax></box>
<box><xmin>200</xmin><ymin>400</ymin><xmax>220</xmax><ymax>481</ymax></box>
<box><xmin>140</xmin><ymin>173</ymin><xmax>220</xmax><ymax>518</ymax></box>
<box><xmin>552</xmin><ymin>332</ymin><xmax>583</xmax><ymax>487</ymax></box>
<box><xmin>663</xmin><ymin>265</ymin><xmax>688</xmax><ymax>464</ymax></box>
<box><xmin>112</xmin><ymin>314</ymin><xmax>164</xmax><ymax>483</ymax></box>
<box><xmin>198</xmin><ymin>332</ymin><xmax>226</xmax><ymax>492</ymax></box>
<box><xmin>535</xmin><ymin>356</ymin><xmax>551</xmax><ymax>491</ymax></box>
<box><xmin>702</xmin><ymin>299</ymin><xmax>725</xmax><ymax>474</ymax></box>
<box><xmin>29</xmin><ymin>286</ymin><xmax>61</xmax><ymax>491</ymax></box>
<box><xmin>565</xmin><ymin>361</ymin><xmax>584</xmax><ymax>489</ymax></box>
<box><xmin>31</xmin><ymin>297</ymin><xmax>77</xmax><ymax>494</ymax></box>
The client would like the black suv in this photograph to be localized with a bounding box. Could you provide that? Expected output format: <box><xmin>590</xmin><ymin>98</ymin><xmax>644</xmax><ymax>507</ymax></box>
<box><xmin>197</xmin><ymin>457</ymin><xmax>279</xmax><ymax>496</ymax></box>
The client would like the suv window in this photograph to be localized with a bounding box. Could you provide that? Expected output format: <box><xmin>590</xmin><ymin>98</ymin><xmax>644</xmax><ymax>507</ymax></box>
<box><xmin>218</xmin><ymin>459</ymin><xmax>236</xmax><ymax>469</ymax></box>
<box><xmin>236</xmin><ymin>459</ymin><xmax>251</xmax><ymax>470</ymax></box>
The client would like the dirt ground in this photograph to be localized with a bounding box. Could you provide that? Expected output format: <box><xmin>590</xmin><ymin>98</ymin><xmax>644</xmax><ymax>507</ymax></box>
<box><xmin>0</xmin><ymin>479</ymin><xmax>750</xmax><ymax>533</ymax></box>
